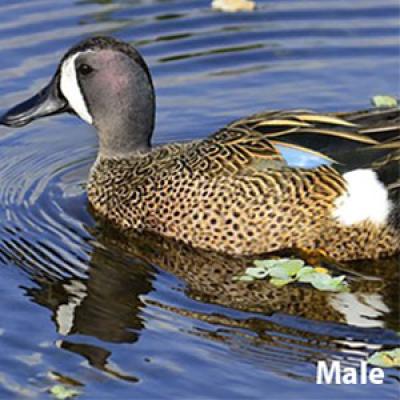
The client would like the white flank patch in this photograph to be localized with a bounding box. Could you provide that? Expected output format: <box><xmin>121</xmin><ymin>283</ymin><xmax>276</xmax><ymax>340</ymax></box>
<box><xmin>60</xmin><ymin>52</ymin><xmax>93</xmax><ymax>124</ymax></box>
<box><xmin>333</xmin><ymin>169</ymin><xmax>391</xmax><ymax>226</ymax></box>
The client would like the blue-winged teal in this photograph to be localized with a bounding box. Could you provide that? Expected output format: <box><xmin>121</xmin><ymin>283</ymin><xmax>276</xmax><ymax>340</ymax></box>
<box><xmin>1</xmin><ymin>36</ymin><xmax>399</xmax><ymax>261</ymax></box>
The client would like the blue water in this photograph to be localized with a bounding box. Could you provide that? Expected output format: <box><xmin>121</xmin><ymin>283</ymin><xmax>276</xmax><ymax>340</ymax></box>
<box><xmin>0</xmin><ymin>0</ymin><xmax>399</xmax><ymax>398</ymax></box>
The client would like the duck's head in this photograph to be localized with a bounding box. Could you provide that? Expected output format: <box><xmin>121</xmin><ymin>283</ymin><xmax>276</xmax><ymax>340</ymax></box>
<box><xmin>0</xmin><ymin>36</ymin><xmax>155</xmax><ymax>156</ymax></box>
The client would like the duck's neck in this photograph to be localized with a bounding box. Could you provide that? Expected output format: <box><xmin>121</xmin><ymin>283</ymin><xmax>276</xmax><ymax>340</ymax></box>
<box><xmin>96</xmin><ymin>107</ymin><xmax>154</xmax><ymax>157</ymax></box>
<box><xmin>98</xmin><ymin>131</ymin><xmax>152</xmax><ymax>157</ymax></box>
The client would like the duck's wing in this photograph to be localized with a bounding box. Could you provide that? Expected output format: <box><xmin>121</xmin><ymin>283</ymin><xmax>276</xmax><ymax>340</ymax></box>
<box><xmin>232</xmin><ymin>107</ymin><xmax>398</xmax><ymax>156</ymax></box>
<box><xmin>336</xmin><ymin>107</ymin><xmax>400</xmax><ymax>141</ymax></box>
<box><xmin>183</xmin><ymin>124</ymin><xmax>287</xmax><ymax>176</ymax></box>
<box><xmin>181</xmin><ymin>107</ymin><xmax>399</xmax><ymax>177</ymax></box>
<box><xmin>329</xmin><ymin>107</ymin><xmax>400</xmax><ymax>170</ymax></box>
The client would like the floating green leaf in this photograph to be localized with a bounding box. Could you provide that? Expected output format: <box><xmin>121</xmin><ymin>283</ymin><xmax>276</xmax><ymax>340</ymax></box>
<box><xmin>270</xmin><ymin>278</ymin><xmax>294</xmax><ymax>287</ymax></box>
<box><xmin>295</xmin><ymin>266</ymin><xmax>315</xmax><ymax>282</ymax></box>
<box><xmin>234</xmin><ymin>257</ymin><xmax>348</xmax><ymax>292</ymax></box>
<box><xmin>367</xmin><ymin>348</ymin><xmax>400</xmax><ymax>368</ymax></box>
<box><xmin>268</xmin><ymin>267</ymin><xmax>291</xmax><ymax>280</ymax></box>
<box><xmin>371</xmin><ymin>95</ymin><xmax>398</xmax><ymax>108</ymax></box>
<box><xmin>49</xmin><ymin>385</ymin><xmax>80</xmax><ymax>400</ymax></box>
<box><xmin>244</xmin><ymin>266</ymin><xmax>270</xmax><ymax>279</ymax></box>
<box><xmin>253</xmin><ymin>258</ymin><xmax>290</xmax><ymax>269</ymax></box>
<box><xmin>309</xmin><ymin>274</ymin><xmax>347</xmax><ymax>292</ymax></box>
<box><xmin>272</xmin><ymin>259</ymin><xmax>304</xmax><ymax>277</ymax></box>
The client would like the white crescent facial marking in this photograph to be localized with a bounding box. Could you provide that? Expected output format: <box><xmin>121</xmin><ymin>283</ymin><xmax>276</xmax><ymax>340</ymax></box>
<box><xmin>333</xmin><ymin>169</ymin><xmax>391</xmax><ymax>226</ymax></box>
<box><xmin>60</xmin><ymin>52</ymin><xmax>93</xmax><ymax>124</ymax></box>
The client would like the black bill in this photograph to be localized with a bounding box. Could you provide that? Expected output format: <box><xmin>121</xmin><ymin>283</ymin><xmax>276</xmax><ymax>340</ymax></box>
<box><xmin>0</xmin><ymin>75</ymin><xmax>69</xmax><ymax>128</ymax></box>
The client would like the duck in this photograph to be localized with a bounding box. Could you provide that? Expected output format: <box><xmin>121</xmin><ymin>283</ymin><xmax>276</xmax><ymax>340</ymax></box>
<box><xmin>0</xmin><ymin>36</ymin><xmax>399</xmax><ymax>261</ymax></box>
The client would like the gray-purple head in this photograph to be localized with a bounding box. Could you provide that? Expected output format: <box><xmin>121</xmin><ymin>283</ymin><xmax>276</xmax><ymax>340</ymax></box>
<box><xmin>0</xmin><ymin>36</ymin><xmax>155</xmax><ymax>156</ymax></box>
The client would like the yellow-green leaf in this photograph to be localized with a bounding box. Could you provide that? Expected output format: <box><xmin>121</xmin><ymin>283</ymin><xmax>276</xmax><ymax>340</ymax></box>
<box><xmin>270</xmin><ymin>278</ymin><xmax>294</xmax><ymax>287</ymax></box>
<box><xmin>367</xmin><ymin>348</ymin><xmax>400</xmax><ymax>368</ymax></box>
<box><xmin>371</xmin><ymin>95</ymin><xmax>398</xmax><ymax>108</ymax></box>
<box><xmin>49</xmin><ymin>385</ymin><xmax>80</xmax><ymax>400</ymax></box>
<box><xmin>234</xmin><ymin>258</ymin><xmax>348</xmax><ymax>292</ymax></box>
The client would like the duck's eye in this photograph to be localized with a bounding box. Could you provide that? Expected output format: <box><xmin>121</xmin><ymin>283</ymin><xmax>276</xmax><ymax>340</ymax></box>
<box><xmin>77</xmin><ymin>64</ymin><xmax>94</xmax><ymax>76</ymax></box>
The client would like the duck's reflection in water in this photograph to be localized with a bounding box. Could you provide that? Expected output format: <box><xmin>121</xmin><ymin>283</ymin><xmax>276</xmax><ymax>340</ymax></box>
<box><xmin>18</xmin><ymin>226</ymin><xmax>400</xmax><ymax>383</ymax></box>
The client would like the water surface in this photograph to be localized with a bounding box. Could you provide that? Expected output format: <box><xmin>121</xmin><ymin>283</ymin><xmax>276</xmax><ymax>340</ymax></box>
<box><xmin>0</xmin><ymin>0</ymin><xmax>399</xmax><ymax>398</ymax></box>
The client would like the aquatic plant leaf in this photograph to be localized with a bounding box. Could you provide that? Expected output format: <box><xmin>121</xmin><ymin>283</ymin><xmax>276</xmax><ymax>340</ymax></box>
<box><xmin>253</xmin><ymin>259</ymin><xmax>290</xmax><ymax>269</ymax></box>
<box><xmin>244</xmin><ymin>266</ymin><xmax>270</xmax><ymax>279</ymax></box>
<box><xmin>371</xmin><ymin>95</ymin><xmax>398</xmax><ymax>108</ymax></box>
<box><xmin>235</xmin><ymin>258</ymin><xmax>348</xmax><ymax>292</ymax></box>
<box><xmin>296</xmin><ymin>266</ymin><xmax>316</xmax><ymax>282</ymax></box>
<box><xmin>275</xmin><ymin>259</ymin><xmax>304</xmax><ymax>276</ymax></box>
<box><xmin>267</xmin><ymin>267</ymin><xmax>291</xmax><ymax>280</ymax></box>
<box><xmin>309</xmin><ymin>274</ymin><xmax>347</xmax><ymax>292</ymax></box>
<box><xmin>297</xmin><ymin>268</ymin><xmax>347</xmax><ymax>292</ymax></box>
<box><xmin>254</xmin><ymin>259</ymin><xmax>304</xmax><ymax>280</ymax></box>
<box><xmin>255</xmin><ymin>259</ymin><xmax>303</xmax><ymax>275</ymax></box>
<box><xmin>50</xmin><ymin>385</ymin><xmax>80</xmax><ymax>399</ymax></box>
<box><xmin>270</xmin><ymin>278</ymin><xmax>294</xmax><ymax>287</ymax></box>
<box><xmin>367</xmin><ymin>348</ymin><xmax>400</xmax><ymax>368</ymax></box>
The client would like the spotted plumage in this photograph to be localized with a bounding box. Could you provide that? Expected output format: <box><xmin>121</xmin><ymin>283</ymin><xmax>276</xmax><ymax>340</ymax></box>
<box><xmin>1</xmin><ymin>36</ymin><xmax>399</xmax><ymax>261</ymax></box>
<box><xmin>88</xmin><ymin>109</ymin><xmax>400</xmax><ymax>261</ymax></box>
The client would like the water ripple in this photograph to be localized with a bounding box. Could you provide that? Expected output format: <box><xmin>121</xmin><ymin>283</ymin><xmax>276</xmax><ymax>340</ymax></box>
<box><xmin>0</xmin><ymin>0</ymin><xmax>398</xmax><ymax>399</ymax></box>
